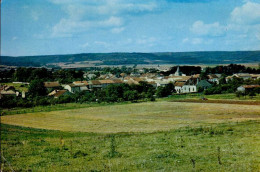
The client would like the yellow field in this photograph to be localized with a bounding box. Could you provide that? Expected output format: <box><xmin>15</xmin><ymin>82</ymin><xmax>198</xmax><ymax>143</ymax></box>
<box><xmin>1</xmin><ymin>101</ymin><xmax>260</xmax><ymax>133</ymax></box>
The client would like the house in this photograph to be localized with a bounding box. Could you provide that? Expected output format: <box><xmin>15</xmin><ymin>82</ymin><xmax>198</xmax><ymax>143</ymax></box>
<box><xmin>64</xmin><ymin>84</ymin><xmax>81</xmax><ymax>93</ymax></box>
<box><xmin>44</xmin><ymin>82</ymin><xmax>61</xmax><ymax>92</ymax></box>
<box><xmin>182</xmin><ymin>85</ymin><xmax>197</xmax><ymax>93</ymax></box>
<box><xmin>250</xmin><ymin>74</ymin><xmax>260</xmax><ymax>80</ymax></box>
<box><xmin>0</xmin><ymin>85</ymin><xmax>17</xmax><ymax>99</ymax></box>
<box><xmin>48</xmin><ymin>90</ymin><xmax>70</xmax><ymax>98</ymax></box>
<box><xmin>174</xmin><ymin>82</ymin><xmax>185</xmax><ymax>93</ymax></box>
<box><xmin>233</xmin><ymin>73</ymin><xmax>252</xmax><ymax>80</ymax></box>
<box><xmin>155</xmin><ymin>80</ymin><xmax>169</xmax><ymax>87</ymax></box>
<box><xmin>196</xmin><ymin>80</ymin><xmax>212</xmax><ymax>90</ymax></box>
<box><xmin>226</xmin><ymin>73</ymin><xmax>252</xmax><ymax>82</ymax></box>
<box><xmin>124</xmin><ymin>77</ymin><xmax>144</xmax><ymax>85</ymax></box>
<box><xmin>174</xmin><ymin>81</ymin><xmax>197</xmax><ymax>93</ymax></box>
<box><xmin>237</xmin><ymin>85</ymin><xmax>260</xmax><ymax>93</ymax></box>
<box><xmin>83</xmin><ymin>73</ymin><xmax>96</xmax><ymax>80</ymax></box>
<box><xmin>88</xmin><ymin>80</ymin><xmax>102</xmax><ymax>89</ymax></box>
<box><xmin>207</xmin><ymin>74</ymin><xmax>219</xmax><ymax>84</ymax></box>
<box><xmin>98</xmin><ymin>80</ymin><xmax>115</xmax><ymax>88</ymax></box>
<box><xmin>73</xmin><ymin>81</ymin><xmax>89</xmax><ymax>91</ymax></box>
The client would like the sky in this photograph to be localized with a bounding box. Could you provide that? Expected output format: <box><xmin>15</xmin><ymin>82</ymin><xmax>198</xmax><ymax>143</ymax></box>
<box><xmin>2</xmin><ymin>0</ymin><xmax>260</xmax><ymax>56</ymax></box>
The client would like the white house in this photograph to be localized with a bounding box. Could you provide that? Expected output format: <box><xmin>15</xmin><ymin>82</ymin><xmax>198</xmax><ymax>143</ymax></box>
<box><xmin>174</xmin><ymin>82</ymin><xmax>197</xmax><ymax>93</ymax></box>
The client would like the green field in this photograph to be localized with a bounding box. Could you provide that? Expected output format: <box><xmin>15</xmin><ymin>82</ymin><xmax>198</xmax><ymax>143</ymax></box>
<box><xmin>1</xmin><ymin>101</ymin><xmax>260</xmax><ymax>171</ymax></box>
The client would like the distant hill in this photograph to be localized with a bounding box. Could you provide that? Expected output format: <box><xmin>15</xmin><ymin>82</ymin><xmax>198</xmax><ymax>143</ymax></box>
<box><xmin>1</xmin><ymin>51</ymin><xmax>260</xmax><ymax>67</ymax></box>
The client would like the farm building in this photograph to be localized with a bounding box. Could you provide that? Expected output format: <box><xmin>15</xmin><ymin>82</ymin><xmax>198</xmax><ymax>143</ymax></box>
<box><xmin>237</xmin><ymin>85</ymin><xmax>260</xmax><ymax>93</ymax></box>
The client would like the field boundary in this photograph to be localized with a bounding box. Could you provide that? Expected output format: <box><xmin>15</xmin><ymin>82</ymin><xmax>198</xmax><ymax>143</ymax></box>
<box><xmin>169</xmin><ymin>99</ymin><xmax>260</xmax><ymax>105</ymax></box>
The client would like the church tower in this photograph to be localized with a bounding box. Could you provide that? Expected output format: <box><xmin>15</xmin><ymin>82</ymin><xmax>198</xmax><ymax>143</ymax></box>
<box><xmin>174</xmin><ymin>66</ymin><xmax>182</xmax><ymax>76</ymax></box>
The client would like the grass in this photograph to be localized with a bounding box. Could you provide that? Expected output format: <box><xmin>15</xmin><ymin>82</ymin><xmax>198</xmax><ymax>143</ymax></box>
<box><xmin>1</xmin><ymin>121</ymin><xmax>260</xmax><ymax>171</ymax></box>
<box><xmin>1</xmin><ymin>101</ymin><xmax>260</xmax><ymax>133</ymax></box>
<box><xmin>164</xmin><ymin>93</ymin><xmax>260</xmax><ymax>101</ymax></box>
<box><xmin>1</xmin><ymin>102</ymin><xmax>130</xmax><ymax>116</ymax></box>
<box><xmin>1</xmin><ymin>99</ymin><xmax>260</xmax><ymax>171</ymax></box>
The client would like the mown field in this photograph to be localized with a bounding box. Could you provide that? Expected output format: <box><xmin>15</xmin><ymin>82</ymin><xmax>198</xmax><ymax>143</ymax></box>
<box><xmin>1</xmin><ymin>101</ymin><xmax>260</xmax><ymax>171</ymax></box>
<box><xmin>1</xmin><ymin>101</ymin><xmax>260</xmax><ymax>133</ymax></box>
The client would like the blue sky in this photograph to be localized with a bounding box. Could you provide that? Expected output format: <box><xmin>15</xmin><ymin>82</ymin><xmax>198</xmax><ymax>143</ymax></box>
<box><xmin>2</xmin><ymin>0</ymin><xmax>260</xmax><ymax>56</ymax></box>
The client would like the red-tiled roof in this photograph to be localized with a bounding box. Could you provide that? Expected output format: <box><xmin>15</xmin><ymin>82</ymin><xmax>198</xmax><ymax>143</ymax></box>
<box><xmin>53</xmin><ymin>90</ymin><xmax>68</xmax><ymax>97</ymax></box>
<box><xmin>73</xmin><ymin>81</ymin><xmax>88</xmax><ymax>85</ymax></box>
<box><xmin>242</xmin><ymin>85</ymin><xmax>260</xmax><ymax>89</ymax></box>
<box><xmin>44</xmin><ymin>82</ymin><xmax>60</xmax><ymax>88</ymax></box>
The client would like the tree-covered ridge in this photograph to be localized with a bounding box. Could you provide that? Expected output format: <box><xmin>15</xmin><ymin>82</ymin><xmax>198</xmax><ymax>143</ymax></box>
<box><xmin>1</xmin><ymin>51</ymin><xmax>260</xmax><ymax>67</ymax></box>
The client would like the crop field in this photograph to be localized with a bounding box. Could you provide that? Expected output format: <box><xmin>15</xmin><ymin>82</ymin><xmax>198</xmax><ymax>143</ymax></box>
<box><xmin>1</xmin><ymin>101</ymin><xmax>260</xmax><ymax>171</ymax></box>
<box><xmin>1</xmin><ymin>101</ymin><xmax>260</xmax><ymax>133</ymax></box>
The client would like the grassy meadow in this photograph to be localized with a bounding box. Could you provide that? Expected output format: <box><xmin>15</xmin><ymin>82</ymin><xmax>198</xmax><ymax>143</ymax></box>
<box><xmin>1</xmin><ymin>100</ymin><xmax>260</xmax><ymax>171</ymax></box>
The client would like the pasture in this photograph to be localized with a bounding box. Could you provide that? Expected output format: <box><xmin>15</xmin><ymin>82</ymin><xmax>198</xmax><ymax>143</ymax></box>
<box><xmin>1</xmin><ymin>101</ymin><xmax>260</xmax><ymax>171</ymax></box>
<box><xmin>1</xmin><ymin>101</ymin><xmax>260</xmax><ymax>133</ymax></box>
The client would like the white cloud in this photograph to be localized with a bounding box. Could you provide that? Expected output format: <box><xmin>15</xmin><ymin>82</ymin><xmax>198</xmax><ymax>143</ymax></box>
<box><xmin>12</xmin><ymin>37</ymin><xmax>18</xmax><ymax>41</ymax></box>
<box><xmin>191</xmin><ymin>20</ymin><xmax>225</xmax><ymax>37</ymax></box>
<box><xmin>231</xmin><ymin>1</ymin><xmax>260</xmax><ymax>25</ymax></box>
<box><xmin>111</xmin><ymin>27</ymin><xmax>125</xmax><ymax>33</ymax></box>
<box><xmin>50</xmin><ymin>0</ymin><xmax>159</xmax><ymax>37</ymax></box>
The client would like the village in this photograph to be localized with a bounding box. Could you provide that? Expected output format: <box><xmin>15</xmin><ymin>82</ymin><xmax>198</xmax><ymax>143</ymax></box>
<box><xmin>1</xmin><ymin>65</ymin><xmax>260</xmax><ymax>99</ymax></box>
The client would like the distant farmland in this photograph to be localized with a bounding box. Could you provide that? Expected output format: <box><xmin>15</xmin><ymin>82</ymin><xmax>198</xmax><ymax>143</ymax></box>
<box><xmin>1</xmin><ymin>101</ymin><xmax>260</xmax><ymax>133</ymax></box>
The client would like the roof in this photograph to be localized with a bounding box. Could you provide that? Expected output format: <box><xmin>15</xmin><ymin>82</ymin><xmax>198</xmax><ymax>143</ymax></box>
<box><xmin>197</xmin><ymin>80</ymin><xmax>212</xmax><ymax>87</ymax></box>
<box><xmin>53</xmin><ymin>90</ymin><xmax>68</xmax><ymax>97</ymax></box>
<box><xmin>241</xmin><ymin>85</ymin><xmax>260</xmax><ymax>89</ymax></box>
<box><xmin>208</xmin><ymin>74</ymin><xmax>219</xmax><ymax>79</ymax></box>
<box><xmin>168</xmin><ymin>76</ymin><xmax>191</xmax><ymax>81</ymax></box>
<box><xmin>192</xmin><ymin>74</ymin><xmax>200</xmax><ymax>78</ymax></box>
<box><xmin>112</xmin><ymin>79</ymin><xmax>123</xmax><ymax>84</ymax></box>
<box><xmin>0</xmin><ymin>90</ymin><xmax>16</xmax><ymax>95</ymax></box>
<box><xmin>68</xmin><ymin>84</ymin><xmax>82</xmax><ymax>88</ymax></box>
<box><xmin>99</xmin><ymin>80</ymin><xmax>115</xmax><ymax>84</ymax></box>
<box><xmin>174</xmin><ymin>82</ymin><xmax>185</xmax><ymax>87</ymax></box>
<box><xmin>73</xmin><ymin>81</ymin><xmax>88</xmax><ymax>86</ymax></box>
<box><xmin>156</xmin><ymin>80</ymin><xmax>169</xmax><ymax>85</ymax></box>
<box><xmin>44</xmin><ymin>82</ymin><xmax>60</xmax><ymax>88</ymax></box>
<box><xmin>89</xmin><ymin>80</ymin><xmax>101</xmax><ymax>85</ymax></box>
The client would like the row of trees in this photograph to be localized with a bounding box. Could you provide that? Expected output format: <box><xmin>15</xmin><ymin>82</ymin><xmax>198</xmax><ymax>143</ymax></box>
<box><xmin>0</xmin><ymin>81</ymin><xmax>176</xmax><ymax>108</ymax></box>
<box><xmin>203</xmin><ymin>64</ymin><xmax>260</xmax><ymax>75</ymax></box>
<box><xmin>1</xmin><ymin>66</ymin><xmax>158</xmax><ymax>83</ymax></box>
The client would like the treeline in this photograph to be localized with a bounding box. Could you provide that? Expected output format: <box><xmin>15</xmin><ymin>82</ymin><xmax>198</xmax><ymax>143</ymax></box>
<box><xmin>0</xmin><ymin>81</ymin><xmax>175</xmax><ymax>109</ymax></box>
<box><xmin>0</xmin><ymin>66</ymin><xmax>158</xmax><ymax>83</ymax></box>
<box><xmin>203</xmin><ymin>64</ymin><xmax>260</xmax><ymax>75</ymax></box>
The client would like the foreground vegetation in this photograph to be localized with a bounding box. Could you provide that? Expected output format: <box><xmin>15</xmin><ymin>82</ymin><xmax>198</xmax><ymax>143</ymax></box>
<box><xmin>1</xmin><ymin>120</ymin><xmax>260</xmax><ymax>171</ymax></box>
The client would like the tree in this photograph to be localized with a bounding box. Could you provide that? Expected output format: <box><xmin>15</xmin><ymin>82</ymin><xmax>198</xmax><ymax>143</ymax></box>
<box><xmin>156</xmin><ymin>83</ymin><xmax>176</xmax><ymax>98</ymax></box>
<box><xmin>28</xmin><ymin>79</ymin><xmax>47</xmax><ymax>97</ymax></box>
<box><xmin>123</xmin><ymin>90</ymin><xmax>139</xmax><ymax>102</ymax></box>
